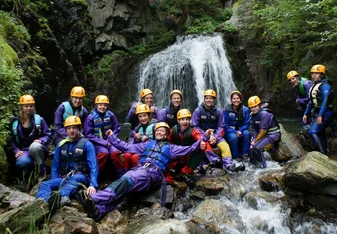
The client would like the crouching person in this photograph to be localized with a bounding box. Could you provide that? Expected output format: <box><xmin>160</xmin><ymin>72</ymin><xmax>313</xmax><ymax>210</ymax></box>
<box><xmin>36</xmin><ymin>116</ymin><xmax>98</xmax><ymax>212</ymax></box>
<box><xmin>78</xmin><ymin>122</ymin><xmax>203</xmax><ymax>221</ymax></box>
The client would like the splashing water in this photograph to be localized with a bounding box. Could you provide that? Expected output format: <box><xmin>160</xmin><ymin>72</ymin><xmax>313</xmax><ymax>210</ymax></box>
<box><xmin>138</xmin><ymin>34</ymin><xmax>236</xmax><ymax>110</ymax></box>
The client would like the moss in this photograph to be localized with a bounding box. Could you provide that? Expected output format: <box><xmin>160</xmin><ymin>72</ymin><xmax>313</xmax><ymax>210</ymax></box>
<box><xmin>0</xmin><ymin>146</ymin><xmax>8</xmax><ymax>184</ymax></box>
<box><xmin>70</xmin><ymin>0</ymin><xmax>89</xmax><ymax>7</ymax></box>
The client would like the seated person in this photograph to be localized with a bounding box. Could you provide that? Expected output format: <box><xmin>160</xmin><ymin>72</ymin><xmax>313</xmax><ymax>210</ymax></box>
<box><xmin>157</xmin><ymin>89</ymin><xmax>182</xmax><ymax>128</ymax></box>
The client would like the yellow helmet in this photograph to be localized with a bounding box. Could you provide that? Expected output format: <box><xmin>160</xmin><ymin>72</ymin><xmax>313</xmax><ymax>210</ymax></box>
<box><xmin>247</xmin><ymin>96</ymin><xmax>261</xmax><ymax>108</ymax></box>
<box><xmin>64</xmin><ymin>116</ymin><xmax>82</xmax><ymax>127</ymax></box>
<box><xmin>154</xmin><ymin>122</ymin><xmax>170</xmax><ymax>131</ymax></box>
<box><xmin>136</xmin><ymin>104</ymin><xmax>151</xmax><ymax>115</ymax></box>
<box><xmin>177</xmin><ymin>109</ymin><xmax>191</xmax><ymax>120</ymax></box>
<box><xmin>19</xmin><ymin>95</ymin><xmax>35</xmax><ymax>105</ymax></box>
<box><xmin>230</xmin><ymin>91</ymin><xmax>243</xmax><ymax>100</ymax></box>
<box><xmin>170</xmin><ymin>89</ymin><xmax>182</xmax><ymax>98</ymax></box>
<box><xmin>139</xmin><ymin>89</ymin><xmax>153</xmax><ymax>99</ymax></box>
<box><xmin>287</xmin><ymin>70</ymin><xmax>299</xmax><ymax>80</ymax></box>
<box><xmin>204</xmin><ymin>89</ymin><xmax>216</xmax><ymax>98</ymax></box>
<box><xmin>70</xmin><ymin>86</ymin><xmax>85</xmax><ymax>97</ymax></box>
<box><xmin>95</xmin><ymin>95</ymin><xmax>109</xmax><ymax>104</ymax></box>
<box><xmin>310</xmin><ymin>64</ymin><xmax>326</xmax><ymax>74</ymax></box>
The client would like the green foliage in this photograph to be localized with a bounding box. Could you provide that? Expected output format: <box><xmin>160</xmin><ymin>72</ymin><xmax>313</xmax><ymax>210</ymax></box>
<box><xmin>69</xmin><ymin>0</ymin><xmax>88</xmax><ymax>6</ymax></box>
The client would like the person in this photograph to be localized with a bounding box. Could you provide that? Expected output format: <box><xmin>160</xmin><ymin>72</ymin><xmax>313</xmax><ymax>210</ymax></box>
<box><xmin>287</xmin><ymin>70</ymin><xmax>312</xmax><ymax>128</ymax></box>
<box><xmin>248</xmin><ymin>96</ymin><xmax>281</xmax><ymax>167</ymax></box>
<box><xmin>78</xmin><ymin>122</ymin><xmax>203</xmax><ymax>221</ymax></box>
<box><xmin>303</xmin><ymin>65</ymin><xmax>334</xmax><ymax>154</ymax></box>
<box><xmin>126</xmin><ymin>89</ymin><xmax>158</xmax><ymax>143</ymax></box>
<box><xmin>157</xmin><ymin>89</ymin><xmax>182</xmax><ymax>128</ymax></box>
<box><xmin>36</xmin><ymin>116</ymin><xmax>98</xmax><ymax>211</ymax></box>
<box><xmin>124</xmin><ymin>104</ymin><xmax>157</xmax><ymax>170</ymax></box>
<box><xmin>192</xmin><ymin>89</ymin><xmax>238</xmax><ymax>171</ymax></box>
<box><xmin>83</xmin><ymin>95</ymin><xmax>123</xmax><ymax>177</ymax></box>
<box><xmin>10</xmin><ymin>95</ymin><xmax>52</xmax><ymax>182</ymax></box>
<box><xmin>54</xmin><ymin>86</ymin><xmax>88</xmax><ymax>144</ymax></box>
<box><xmin>224</xmin><ymin>91</ymin><xmax>251</xmax><ymax>160</ymax></box>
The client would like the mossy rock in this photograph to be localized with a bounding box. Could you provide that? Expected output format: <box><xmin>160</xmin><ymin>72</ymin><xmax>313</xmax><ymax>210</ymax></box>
<box><xmin>0</xmin><ymin>146</ymin><xmax>8</xmax><ymax>184</ymax></box>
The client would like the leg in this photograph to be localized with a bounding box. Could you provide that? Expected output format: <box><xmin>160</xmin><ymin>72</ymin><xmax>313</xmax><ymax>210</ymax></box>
<box><xmin>131</xmin><ymin>154</ymin><xmax>140</xmax><ymax>167</ymax></box>
<box><xmin>217</xmin><ymin>141</ymin><xmax>233</xmax><ymax>168</ymax></box>
<box><xmin>225</xmin><ymin>133</ymin><xmax>240</xmax><ymax>158</ymax></box>
<box><xmin>123</xmin><ymin>152</ymin><xmax>133</xmax><ymax>170</ymax></box>
<box><xmin>29</xmin><ymin>142</ymin><xmax>47</xmax><ymax>178</ymax></box>
<box><xmin>16</xmin><ymin>151</ymin><xmax>34</xmax><ymax>171</ymax></box>
<box><xmin>60</xmin><ymin>174</ymin><xmax>88</xmax><ymax>198</ymax></box>
<box><xmin>241</xmin><ymin>130</ymin><xmax>251</xmax><ymax>156</ymax></box>
<box><xmin>95</xmin><ymin>145</ymin><xmax>110</xmax><ymax>173</ymax></box>
<box><xmin>110</xmin><ymin>145</ymin><xmax>126</xmax><ymax>177</ymax></box>
<box><xmin>36</xmin><ymin>178</ymin><xmax>63</xmax><ymax>202</ymax></box>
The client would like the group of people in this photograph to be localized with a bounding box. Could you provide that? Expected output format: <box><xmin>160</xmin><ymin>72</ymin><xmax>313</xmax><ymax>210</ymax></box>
<box><xmin>9</xmin><ymin>63</ymin><xmax>333</xmax><ymax>221</ymax></box>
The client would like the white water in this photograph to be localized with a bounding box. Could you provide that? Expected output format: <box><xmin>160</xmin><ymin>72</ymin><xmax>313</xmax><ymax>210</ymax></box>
<box><xmin>138</xmin><ymin>34</ymin><xmax>236</xmax><ymax>110</ymax></box>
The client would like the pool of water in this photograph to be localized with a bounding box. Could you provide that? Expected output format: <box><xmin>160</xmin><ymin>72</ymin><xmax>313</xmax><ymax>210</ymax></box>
<box><xmin>277</xmin><ymin>117</ymin><xmax>303</xmax><ymax>134</ymax></box>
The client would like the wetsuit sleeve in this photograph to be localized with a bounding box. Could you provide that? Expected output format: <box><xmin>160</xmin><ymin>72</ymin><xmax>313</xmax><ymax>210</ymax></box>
<box><xmin>192</xmin><ymin>108</ymin><xmax>208</xmax><ymax>139</ymax></box>
<box><xmin>107</xmin><ymin>133</ymin><xmax>146</xmax><ymax>154</ymax></box>
<box><xmin>239</xmin><ymin>107</ymin><xmax>251</xmax><ymax>132</ymax></box>
<box><xmin>54</xmin><ymin>104</ymin><xmax>68</xmax><ymax>140</ymax></box>
<box><xmin>304</xmin><ymin>102</ymin><xmax>312</xmax><ymax>116</ymax></box>
<box><xmin>254</xmin><ymin>111</ymin><xmax>272</xmax><ymax>141</ymax></box>
<box><xmin>82</xmin><ymin>107</ymin><xmax>89</xmax><ymax>122</ymax></box>
<box><xmin>318</xmin><ymin>83</ymin><xmax>332</xmax><ymax>116</ymax></box>
<box><xmin>110</xmin><ymin>111</ymin><xmax>121</xmax><ymax>136</ymax></box>
<box><xmin>10</xmin><ymin>121</ymin><xmax>20</xmax><ymax>155</ymax></box>
<box><xmin>85</xmin><ymin>141</ymin><xmax>98</xmax><ymax>188</ymax></box>
<box><xmin>214</xmin><ymin>109</ymin><xmax>225</xmax><ymax>141</ymax></box>
<box><xmin>126</xmin><ymin>103</ymin><xmax>137</xmax><ymax>123</ymax></box>
<box><xmin>170</xmin><ymin>140</ymin><xmax>201</xmax><ymax>160</ymax></box>
<box><xmin>152</xmin><ymin>106</ymin><xmax>159</xmax><ymax>119</ymax></box>
<box><xmin>83</xmin><ymin>115</ymin><xmax>107</xmax><ymax>147</ymax></box>
<box><xmin>157</xmin><ymin>108</ymin><xmax>168</xmax><ymax>122</ymax></box>
<box><xmin>192</xmin><ymin>128</ymin><xmax>207</xmax><ymax>141</ymax></box>
<box><xmin>224</xmin><ymin>110</ymin><xmax>236</xmax><ymax>134</ymax></box>
<box><xmin>39</xmin><ymin>118</ymin><xmax>52</xmax><ymax>145</ymax></box>
<box><xmin>51</xmin><ymin>145</ymin><xmax>61</xmax><ymax>179</ymax></box>
<box><xmin>251</xmin><ymin>116</ymin><xmax>257</xmax><ymax>139</ymax></box>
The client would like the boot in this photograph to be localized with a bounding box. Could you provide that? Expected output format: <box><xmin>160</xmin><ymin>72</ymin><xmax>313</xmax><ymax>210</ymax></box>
<box><xmin>77</xmin><ymin>190</ymin><xmax>99</xmax><ymax>222</ymax></box>
<box><xmin>60</xmin><ymin>196</ymin><xmax>71</xmax><ymax>207</ymax></box>
<box><xmin>226</xmin><ymin>163</ymin><xmax>245</xmax><ymax>172</ymax></box>
<box><xmin>181</xmin><ymin>174</ymin><xmax>196</xmax><ymax>188</ymax></box>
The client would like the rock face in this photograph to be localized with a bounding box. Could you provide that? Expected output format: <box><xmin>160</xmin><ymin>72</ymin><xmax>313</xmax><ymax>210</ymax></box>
<box><xmin>0</xmin><ymin>184</ymin><xmax>34</xmax><ymax>212</ymax></box>
<box><xmin>273</xmin><ymin>124</ymin><xmax>306</xmax><ymax>162</ymax></box>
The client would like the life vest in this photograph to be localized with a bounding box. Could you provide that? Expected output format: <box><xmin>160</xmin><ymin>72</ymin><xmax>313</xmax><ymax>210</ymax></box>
<box><xmin>198</xmin><ymin>104</ymin><xmax>218</xmax><ymax>130</ymax></box>
<box><xmin>62</xmin><ymin>101</ymin><xmax>84</xmax><ymax>121</ymax></box>
<box><xmin>309</xmin><ymin>80</ymin><xmax>333</xmax><ymax>109</ymax></box>
<box><xmin>224</xmin><ymin>104</ymin><xmax>245</xmax><ymax>131</ymax></box>
<box><xmin>139</xmin><ymin>140</ymin><xmax>171</xmax><ymax>171</ymax></box>
<box><xmin>91</xmin><ymin>110</ymin><xmax>113</xmax><ymax>138</ymax></box>
<box><xmin>12</xmin><ymin>114</ymin><xmax>41</xmax><ymax>143</ymax></box>
<box><xmin>163</xmin><ymin>104</ymin><xmax>180</xmax><ymax>128</ymax></box>
<box><xmin>134</xmin><ymin>121</ymin><xmax>155</xmax><ymax>140</ymax></box>
<box><xmin>251</xmin><ymin>108</ymin><xmax>280</xmax><ymax>135</ymax></box>
<box><xmin>294</xmin><ymin>77</ymin><xmax>309</xmax><ymax>98</ymax></box>
<box><xmin>59</xmin><ymin>137</ymin><xmax>89</xmax><ymax>175</ymax></box>
<box><xmin>171</xmin><ymin>125</ymin><xmax>194</xmax><ymax>146</ymax></box>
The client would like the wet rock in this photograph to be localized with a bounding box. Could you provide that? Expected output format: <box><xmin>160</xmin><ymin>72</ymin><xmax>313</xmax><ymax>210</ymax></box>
<box><xmin>49</xmin><ymin>206</ymin><xmax>98</xmax><ymax>234</ymax></box>
<box><xmin>259</xmin><ymin>170</ymin><xmax>284</xmax><ymax>192</ymax></box>
<box><xmin>283</xmin><ymin>151</ymin><xmax>337</xmax><ymax>196</ymax></box>
<box><xmin>222</xmin><ymin>175</ymin><xmax>247</xmax><ymax>198</ymax></box>
<box><xmin>190</xmin><ymin>190</ymin><xmax>206</xmax><ymax>200</ymax></box>
<box><xmin>328</xmin><ymin>138</ymin><xmax>337</xmax><ymax>153</ymax></box>
<box><xmin>0</xmin><ymin>199</ymin><xmax>48</xmax><ymax>233</ymax></box>
<box><xmin>172</xmin><ymin>181</ymin><xmax>188</xmax><ymax>196</ymax></box>
<box><xmin>0</xmin><ymin>183</ymin><xmax>34</xmax><ymax>212</ymax></box>
<box><xmin>245</xmin><ymin>191</ymin><xmax>284</xmax><ymax>209</ymax></box>
<box><xmin>135</xmin><ymin>203</ymin><xmax>173</xmax><ymax>219</ymax></box>
<box><xmin>97</xmin><ymin>210</ymin><xmax>127</xmax><ymax>234</ymax></box>
<box><xmin>274</xmin><ymin>124</ymin><xmax>306</xmax><ymax>162</ymax></box>
<box><xmin>303</xmin><ymin>194</ymin><xmax>337</xmax><ymax>221</ymax></box>
<box><xmin>135</xmin><ymin>185</ymin><xmax>174</xmax><ymax>206</ymax></box>
<box><xmin>196</xmin><ymin>176</ymin><xmax>225</xmax><ymax>195</ymax></box>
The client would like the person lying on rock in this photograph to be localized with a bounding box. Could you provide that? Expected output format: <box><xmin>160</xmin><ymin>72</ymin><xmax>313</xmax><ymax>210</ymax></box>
<box><xmin>36</xmin><ymin>116</ymin><xmax>98</xmax><ymax>211</ymax></box>
<box><xmin>248</xmin><ymin>96</ymin><xmax>281</xmax><ymax>167</ymax></box>
<box><xmin>78</xmin><ymin>122</ymin><xmax>203</xmax><ymax>222</ymax></box>
<box><xmin>124</xmin><ymin>104</ymin><xmax>157</xmax><ymax>170</ymax></box>
<box><xmin>157</xmin><ymin>89</ymin><xmax>182</xmax><ymax>128</ymax></box>
<box><xmin>84</xmin><ymin>95</ymin><xmax>124</xmax><ymax>179</ymax></box>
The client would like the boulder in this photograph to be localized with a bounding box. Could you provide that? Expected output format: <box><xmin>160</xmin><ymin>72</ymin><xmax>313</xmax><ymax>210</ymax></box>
<box><xmin>274</xmin><ymin>124</ymin><xmax>306</xmax><ymax>162</ymax></box>
<box><xmin>244</xmin><ymin>190</ymin><xmax>284</xmax><ymax>209</ymax></box>
<box><xmin>258</xmin><ymin>170</ymin><xmax>284</xmax><ymax>192</ymax></box>
<box><xmin>195</xmin><ymin>176</ymin><xmax>226</xmax><ymax>195</ymax></box>
<box><xmin>283</xmin><ymin>151</ymin><xmax>337</xmax><ymax>196</ymax></box>
<box><xmin>97</xmin><ymin>209</ymin><xmax>126</xmax><ymax>234</ymax></box>
<box><xmin>0</xmin><ymin>183</ymin><xmax>34</xmax><ymax>212</ymax></box>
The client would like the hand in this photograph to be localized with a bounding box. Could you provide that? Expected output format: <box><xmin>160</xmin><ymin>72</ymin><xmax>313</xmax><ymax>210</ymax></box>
<box><xmin>15</xmin><ymin>151</ymin><xmax>24</xmax><ymax>158</ymax></box>
<box><xmin>303</xmin><ymin>115</ymin><xmax>307</xmax><ymax>124</ymax></box>
<box><xmin>236</xmin><ymin>131</ymin><xmax>242</xmax><ymax>137</ymax></box>
<box><xmin>296</xmin><ymin>99</ymin><xmax>299</xmax><ymax>104</ymax></box>
<box><xmin>135</xmin><ymin>133</ymin><xmax>142</xmax><ymax>140</ymax></box>
<box><xmin>107</xmin><ymin>143</ymin><xmax>111</xmax><ymax>148</ymax></box>
<box><xmin>150</xmin><ymin>105</ymin><xmax>156</xmax><ymax>113</ymax></box>
<box><xmin>250</xmin><ymin>141</ymin><xmax>256</xmax><ymax>149</ymax></box>
<box><xmin>205</xmin><ymin>129</ymin><xmax>214</xmax><ymax>137</ymax></box>
<box><xmin>142</xmin><ymin>135</ymin><xmax>149</xmax><ymax>142</ymax></box>
<box><xmin>106</xmin><ymin>129</ymin><xmax>113</xmax><ymax>137</ymax></box>
<box><xmin>200</xmin><ymin>140</ymin><xmax>206</xmax><ymax>150</ymax></box>
<box><xmin>317</xmin><ymin>116</ymin><xmax>322</xmax><ymax>125</ymax></box>
<box><xmin>87</xmin><ymin>186</ymin><xmax>96</xmax><ymax>195</ymax></box>
<box><xmin>34</xmin><ymin>139</ymin><xmax>41</xmax><ymax>143</ymax></box>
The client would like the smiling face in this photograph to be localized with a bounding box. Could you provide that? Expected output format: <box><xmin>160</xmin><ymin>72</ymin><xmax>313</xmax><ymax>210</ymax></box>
<box><xmin>71</xmin><ymin>96</ymin><xmax>83</xmax><ymax>108</ymax></box>
<box><xmin>231</xmin><ymin>94</ymin><xmax>242</xmax><ymax>107</ymax></box>
<box><xmin>66</xmin><ymin>125</ymin><xmax>81</xmax><ymax>140</ymax></box>
<box><xmin>155</xmin><ymin>127</ymin><xmax>168</xmax><ymax>140</ymax></box>
<box><xmin>250</xmin><ymin>105</ymin><xmax>261</xmax><ymax>114</ymax></box>
<box><xmin>138</xmin><ymin>113</ymin><xmax>150</xmax><ymax>125</ymax></box>
<box><xmin>96</xmin><ymin>103</ymin><xmax>108</xmax><ymax>113</ymax></box>
<box><xmin>142</xmin><ymin>94</ymin><xmax>153</xmax><ymax>106</ymax></box>
<box><xmin>289</xmin><ymin>76</ymin><xmax>299</xmax><ymax>87</ymax></box>
<box><xmin>178</xmin><ymin>117</ymin><xmax>191</xmax><ymax>131</ymax></box>
<box><xmin>171</xmin><ymin>93</ymin><xmax>182</xmax><ymax>108</ymax></box>
<box><xmin>204</xmin><ymin>96</ymin><xmax>215</xmax><ymax>108</ymax></box>
<box><xmin>22</xmin><ymin>104</ymin><xmax>35</xmax><ymax>116</ymax></box>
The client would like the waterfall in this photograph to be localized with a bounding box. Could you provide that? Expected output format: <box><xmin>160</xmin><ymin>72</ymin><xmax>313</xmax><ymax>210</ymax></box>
<box><xmin>138</xmin><ymin>34</ymin><xmax>236</xmax><ymax>110</ymax></box>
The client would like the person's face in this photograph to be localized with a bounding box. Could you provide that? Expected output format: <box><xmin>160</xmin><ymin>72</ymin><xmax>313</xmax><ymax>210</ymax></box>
<box><xmin>231</xmin><ymin>94</ymin><xmax>241</xmax><ymax>107</ymax></box>
<box><xmin>22</xmin><ymin>104</ymin><xmax>35</xmax><ymax>116</ymax></box>
<box><xmin>171</xmin><ymin>94</ymin><xmax>182</xmax><ymax>108</ymax></box>
<box><xmin>96</xmin><ymin>103</ymin><xmax>108</xmax><ymax>113</ymax></box>
<box><xmin>289</xmin><ymin>76</ymin><xmax>299</xmax><ymax>87</ymax></box>
<box><xmin>66</xmin><ymin>125</ymin><xmax>81</xmax><ymax>140</ymax></box>
<box><xmin>142</xmin><ymin>94</ymin><xmax>153</xmax><ymax>106</ymax></box>
<box><xmin>71</xmin><ymin>96</ymin><xmax>83</xmax><ymax>108</ymax></box>
<box><xmin>178</xmin><ymin>117</ymin><xmax>191</xmax><ymax>131</ymax></box>
<box><xmin>250</xmin><ymin>105</ymin><xmax>261</xmax><ymax>114</ymax></box>
<box><xmin>155</xmin><ymin>127</ymin><xmax>167</xmax><ymax>140</ymax></box>
<box><xmin>138</xmin><ymin>113</ymin><xmax>150</xmax><ymax>125</ymax></box>
<box><xmin>311</xmin><ymin>72</ymin><xmax>322</xmax><ymax>82</ymax></box>
<box><xmin>204</xmin><ymin>96</ymin><xmax>215</xmax><ymax>107</ymax></box>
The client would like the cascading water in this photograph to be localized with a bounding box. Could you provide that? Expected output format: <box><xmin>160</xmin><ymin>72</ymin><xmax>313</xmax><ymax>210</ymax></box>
<box><xmin>138</xmin><ymin>34</ymin><xmax>236</xmax><ymax>110</ymax></box>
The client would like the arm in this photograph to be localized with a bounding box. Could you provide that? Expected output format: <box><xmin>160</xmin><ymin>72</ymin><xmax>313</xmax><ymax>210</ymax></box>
<box><xmin>254</xmin><ymin>111</ymin><xmax>272</xmax><ymax>142</ymax></box>
<box><xmin>85</xmin><ymin>141</ymin><xmax>99</xmax><ymax>188</ymax></box>
<box><xmin>214</xmin><ymin>109</ymin><xmax>225</xmax><ymax>141</ymax></box>
<box><xmin>51</xmin><ymin>145</ymin><xmax>60</xmax><ymax>179</ymax></box>
<box><xmin>83</xmin><ymin>115</ymin><xmax>108</xmax><ymax>146</ymax></box>
<box><xmin>223</xmin><ymin>110</ymin><xmax>236</xmax><ymax>134</ymax></box>
<box><xmin>156</xmin><ymin>108</ymin><xmax>168</xmax><ymax>122</ymax></box>
<box><xmin>192</xmin><ymin>108</ymin><xmax>208</xmax><ymax>139</ymax></box>
<box><xmin>110</xmin><ymin>111</ymin><xmax>121</xmax><ymax>136</ymax></box>
<box><xmin>38</xmin><ymin>118</ymin><xmax>52</xmax><ymax>145</ymax></box>
<box><xmin>10</xmin><ymin>121</ymin><xmax>21</xmax><ymax>155</ymax></box>
<box><xmin>239</xmin><ymin>107</ymin><xmax>251</xmax><ymax>132</ymax></box>
<box><xmin>81</xmin><ymin>107</ymin><xmax>89</xmax><ymax>122</ymax></box>
<box><xmin>191</xmin><ymin>128</ymin><xmax>208</xmax><ymax>142</ymax></box>
<box><xmin>318</xmin><ymin>83</ymin><xmax>332</xmax><ymax>116</ymax></box>
<box><xmin>54</xmin><ymin>104</ymin><xmax>68</xmax><ymax>140</ymax></box>
<box><xmin>170</xmin><ymin>140</ymin><xmax>201</xmax><ymax>160</ymax></box>
<box><xmin>107</xmin><ymin>133</ymin><xmax>147</xmax><ymax>154</ymax></box>
<box><xmin>126</xmin><ymin>102</ymin><xmax>137</xmax><ymax>123</ymax></box>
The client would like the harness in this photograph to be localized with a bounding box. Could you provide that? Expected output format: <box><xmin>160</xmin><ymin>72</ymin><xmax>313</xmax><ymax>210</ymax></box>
<box><xmin>139</xmin><ymin>140</ymin><xmax>171</xmax><ymax>171</ymax></box>
<box><xmin>171</xmin><ymin>125</ymin><xmax>194</xmax><ymax>146</ymax></box>
<box><xmin>62</xmin><ymin>101</ymin><xmax>84</xmax><ymax>120</ymax></box>
<box><xmin>12</xmin><ymin>114</ymin><xmax>41</xmax><ymax>143</ymax></box>
<box><xmin>309</xmin><ymin>80</ymin><xmax>333</xmax><ymax>110</ymax></box>
<box><xmin>91</xmin><ymin>110</ymin><xmax>113</xmax><ymax>138</ymax></box>
<box><xmin>198</xmin><ymin>104</ymin><xmax>218</xmax><ymax>130</ymax></box>
<box><xmin>59</xmin><ymin>137</ymin><xmax>89</xmax><ymax>175</ymax></box>
<box><xmin>251</xmin><ymin>108</ymin><xmax>280</xmax><ymax>135</ymax></box>
<box><xmin>164</xmin><ymin>104</ymin><xmax>179</xmax><ymax>128</ymax></box>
